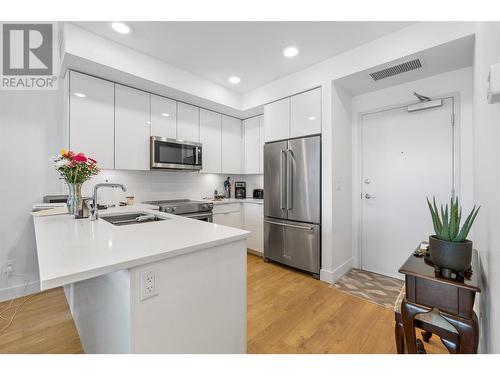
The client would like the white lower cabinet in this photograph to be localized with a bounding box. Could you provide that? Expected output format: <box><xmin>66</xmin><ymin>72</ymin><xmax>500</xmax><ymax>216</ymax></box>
<box><xmin>213</xmin><ymin>203</ymin><xmax>263</xmax><ymax>254</ymax></box>
<box><xmin>213</xmin><ymin>211</ymin><xmax>242</xmax><ymax>228</ymax></box>
<box><xmin>115</xmin><ymin>84</ymin><xmax>151</xmax><ymax>170</ymax></box>
<box><xmin>244</xmin><ymin>203</ymin><xmax>263</xmax><ymax>253</ymax></box>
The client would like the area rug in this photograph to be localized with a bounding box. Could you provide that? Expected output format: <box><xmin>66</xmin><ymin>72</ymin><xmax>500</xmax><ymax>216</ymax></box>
<box><xmin>332</xmin><ymin>268</ymin><xmax>404</xmax><ymax>310</ymax></box>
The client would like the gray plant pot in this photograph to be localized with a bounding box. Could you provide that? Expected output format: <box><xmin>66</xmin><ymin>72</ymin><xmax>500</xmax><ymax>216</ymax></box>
<box><xmin>429</xmin><ymin>235</ymin><xmax>472</xmax><ymax>272</ymax></box>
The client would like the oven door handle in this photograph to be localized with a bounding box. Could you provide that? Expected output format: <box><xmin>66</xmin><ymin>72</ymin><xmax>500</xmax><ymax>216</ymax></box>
<box><xmin>182</xmin><ymin>212</ymin><xmax>213</xmax><ymax>220</ymax></box>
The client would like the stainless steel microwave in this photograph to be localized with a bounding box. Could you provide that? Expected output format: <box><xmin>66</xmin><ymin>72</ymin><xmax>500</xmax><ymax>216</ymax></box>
<box><xmin>150</xmin><ymin>136</ymin><xmax>202</xmax><ymax>170</ymax></box>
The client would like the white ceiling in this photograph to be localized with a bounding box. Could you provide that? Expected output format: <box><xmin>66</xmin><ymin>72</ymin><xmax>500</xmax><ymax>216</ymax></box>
<box><xmin>73</xmin><ymin>21</ymin><xmax>414</xmax><ymax>93</ymax></box>
<box><xmin>335</xmin><ymin>35</ymin><xmax>474</xmax><ymax>96</ymax></box>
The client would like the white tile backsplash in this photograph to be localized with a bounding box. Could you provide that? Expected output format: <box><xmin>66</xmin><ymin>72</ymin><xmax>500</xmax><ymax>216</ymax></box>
<box><xmin>76</xmin><ymin>170</ymin><xmax>263</xmax><ymax>205</ymax></box>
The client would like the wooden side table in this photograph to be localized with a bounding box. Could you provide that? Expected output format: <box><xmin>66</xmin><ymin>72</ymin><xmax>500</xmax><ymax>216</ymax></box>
<box><xmin>398</xmin><ymin>250</ymin><xmax>481</xmax><ymax>354</ymax></box>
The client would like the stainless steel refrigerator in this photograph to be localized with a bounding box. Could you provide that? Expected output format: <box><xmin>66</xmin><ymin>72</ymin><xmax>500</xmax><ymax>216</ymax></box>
<box><xmin>264</xmin><ymin>135</ymin><xmax>321</xmax><ymax>278</ymax></box>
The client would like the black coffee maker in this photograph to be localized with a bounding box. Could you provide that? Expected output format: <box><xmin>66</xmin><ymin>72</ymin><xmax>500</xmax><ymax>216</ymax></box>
<box><xmin>235</xmin><ymin>182</ymin><xmax>246</xmax><ymax>199</ymax></box>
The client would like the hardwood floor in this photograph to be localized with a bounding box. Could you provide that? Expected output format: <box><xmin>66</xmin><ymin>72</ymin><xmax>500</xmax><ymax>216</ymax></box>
<box><xmin>247</xmin><ymin>254</ymin><xmax>446</xmax><ymax>354</ymax></box>
<box><xmin>0</xmin><ymin>254</ymin><xmax>447</xmax><ymax>354</ymax></box>
<box><xmin>0</xmin><ymin>287</ymin><xmax>83</xmax><ymax>353</ymax></box>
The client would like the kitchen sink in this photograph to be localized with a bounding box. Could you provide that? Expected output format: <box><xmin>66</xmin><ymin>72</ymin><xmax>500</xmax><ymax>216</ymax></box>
<box><xmin>100</xmin><ymin>212</ymin><xmax>167</xmax><ymax>226</ymax></box>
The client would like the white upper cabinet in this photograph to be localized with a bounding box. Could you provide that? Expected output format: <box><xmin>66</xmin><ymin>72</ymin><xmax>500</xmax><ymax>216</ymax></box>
<box><xmin>290</xmin><ymin>88</ymin><xmax>321</xmax><ymax>138</ymax></box>
<box><xmin>69</xmin><ymin>71</ymin><xmax>115</xmax><ymax>169</ymax></box>
<box><xmin>177</xmin><ymin>102</ymin><xmax>200</xmax><ymax>142</ymax></box>
<box><xmin>199</xmin><ymin>109</ymin><xmax>222</xmax><ymax>174</ymax></box>
<box><xmin>221</xmin><ymin>115</ymin><xmax>242</xmax><ymax>174</ymax></box>
<box><xmin>259</xmin><ymin>115</ymin><xmax>264</xmax><ymax>174</ymax></box>
<box><xmin>151</xmin><ymin>94</ymin><xmax>177</xmax><ymax>139</ymax></box>
<box><xmin>264</xmin><ymin>97</ymin><xmax>290</xmax><ymax>142</ymax></box>
<box><xmin>243</xmin><ymin>116</ymin><xmax>260</xmax><ymax>174</ymax></box>
<box><xmin>115</xmin><ymin>84</ymin><xmax>151</xmax><ymax>171</ymax></box>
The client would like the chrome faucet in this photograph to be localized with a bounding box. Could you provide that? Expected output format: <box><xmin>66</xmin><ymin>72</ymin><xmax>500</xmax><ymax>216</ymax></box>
<box><xmin>90</xmin><ymin>183</ymin><xmax>127</xmax><ymax>221</ymax></box>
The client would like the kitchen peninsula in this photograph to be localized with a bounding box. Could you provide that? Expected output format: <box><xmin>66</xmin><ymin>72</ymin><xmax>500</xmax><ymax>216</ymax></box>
<box><xmin>32</xmin><ymin>204</ymin><xmax>249</xmax><ymax>353</ymax></box>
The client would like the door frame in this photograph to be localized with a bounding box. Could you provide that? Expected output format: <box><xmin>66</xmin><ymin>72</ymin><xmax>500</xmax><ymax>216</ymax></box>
<box><xmin>352</xmin><ymin>92</ymin><xmax>461</xmax><ymax>272</ymax></box>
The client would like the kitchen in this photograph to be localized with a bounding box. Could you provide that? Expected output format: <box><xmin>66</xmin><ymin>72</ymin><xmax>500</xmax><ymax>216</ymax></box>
<box><xmin>1</xmin><ymin>11</ymin><xmax>500</xmax><ymax>365</ymax></box>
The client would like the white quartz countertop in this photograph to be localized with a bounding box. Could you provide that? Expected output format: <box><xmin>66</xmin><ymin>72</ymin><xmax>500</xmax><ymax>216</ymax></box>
<box><xmin>33</xmin><ymin>204</ymin><xmax>249</xmax><ymax>290</ymax></box>
<box><xmin>202</xmin><ymin>198</ymin><xmax>264</xmax><ymax>205</ymax></box>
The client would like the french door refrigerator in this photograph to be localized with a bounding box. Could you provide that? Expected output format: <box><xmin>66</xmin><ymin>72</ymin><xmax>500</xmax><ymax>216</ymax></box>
<box><xmin>264</xmin><ymin>135</ymin><xmax>321</xmax><ymax>278</ymax></box>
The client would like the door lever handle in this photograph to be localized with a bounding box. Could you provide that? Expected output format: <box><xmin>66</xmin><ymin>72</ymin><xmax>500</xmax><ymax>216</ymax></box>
<box><xmin>364</xmin><ymin>193</ymin><xmax>376</xmax><ymax>199</ymax></box>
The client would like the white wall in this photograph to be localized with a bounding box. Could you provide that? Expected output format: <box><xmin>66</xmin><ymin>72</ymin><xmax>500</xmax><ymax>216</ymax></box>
<box><xmin>240</xmin><ymin>22</ymin><xmax>475</xmax><ymax>283</ymax></box>
<box><xmin>472</xmin><ymin>22</ymin><xmax>500</xmax><ymax>354</ymax></box>
<box><xmin>350</xmin><ymin>67</ymin><xmax>474</xmax><ymax>268</ymax></box>
<box><xmin>0</xmin><ymin>90</ymin><xmax>62</xmax><ymax>300</ymax></box>
<box><xmin>329</xmin><ymin>84</ymin><xmax>353</xmax><ymax>280</ymax></box>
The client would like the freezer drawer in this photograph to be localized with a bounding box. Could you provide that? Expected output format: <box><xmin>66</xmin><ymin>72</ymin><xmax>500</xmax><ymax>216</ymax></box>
<box><xmin>264</xmin><ymin>218</ymin><xmax>320</xmax><ymax>275</ymax></box>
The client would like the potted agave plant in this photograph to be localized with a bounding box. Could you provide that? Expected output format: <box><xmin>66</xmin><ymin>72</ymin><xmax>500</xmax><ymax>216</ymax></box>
<box><xmin>52</xmin><ymin>149</ymin><xmax>100</xmax><ymax>216</ymax></box>
<box><xmin>426</xmin><ymin>196</ymin><xmax>480</xmax><ymax>276</ymax></box>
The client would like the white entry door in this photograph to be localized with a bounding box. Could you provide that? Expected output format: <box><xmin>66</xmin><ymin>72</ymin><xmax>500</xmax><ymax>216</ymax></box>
<box><xmin>361</xmin><ymin>98</ymin><xmax>455</xmax><ymax>278</ymax></box>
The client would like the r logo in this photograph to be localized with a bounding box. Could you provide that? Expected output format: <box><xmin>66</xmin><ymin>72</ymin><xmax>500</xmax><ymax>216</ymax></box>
<box><xmin>2</xmin><ymin>23</ymin><xmax>53</xmax><ymax>75</ymax></box>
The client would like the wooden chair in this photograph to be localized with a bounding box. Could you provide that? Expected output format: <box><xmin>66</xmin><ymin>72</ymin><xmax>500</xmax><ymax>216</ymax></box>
<box><xmin>394</xmin><ymin>285</ymin><xmax>460</xmax><ymax>353</ymax></box>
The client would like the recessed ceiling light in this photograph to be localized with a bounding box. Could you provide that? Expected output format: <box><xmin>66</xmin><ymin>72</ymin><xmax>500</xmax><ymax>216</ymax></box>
<box><xmin>283</xmin><ymin>46</ymin><xmax>299</xmax><ymax>58</ymax></box>
<box><xmin>228</xmin><ymin>76</ymin><xmax>241</xmax><ymax>84</ymax></box>
<box><xmin>74</xmin><ymin>92</ymin><xmax>86</xmax><ymax>98</ymax></box>
<box><xmin>308</xmin><ymin>116</ymin><xmax>317</xmax><ymax>121</ymax></box>
<box><xmin>111</xmin><ymin>22</ymin><xmax>131</xmax><ymax>34</ymax></box>
<box><xmin>161</xmin><ymin>113</ymin><xmax>170</xmax><ymax>117</ymax></box>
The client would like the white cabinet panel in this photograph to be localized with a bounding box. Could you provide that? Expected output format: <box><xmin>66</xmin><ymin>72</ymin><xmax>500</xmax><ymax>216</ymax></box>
<box><xmin>200</xmin><ymin>109</ymin><xmax>221</xmax><ymax>174</ymax></box>
<box><xmin>290</xmin><ymin>88</ymin><xmax>321</xmax><ymax>138</ymax></box>
<box><xmin>221</xmin><ymin>115</ymin><xmax>242</xmax><ymax>174</ymax></box>
<box><xmin>244</xmin><ymin>204</ymin><xmax>263</xmax><ymax>253</ymax></box>
<box><xmin>69</xmin><ymin>71</ymin><xmax>114</xmax><ymax>169</ymax></box>
<box><xmin>177</xmin><ymin>102</ymin><xmax>200</xmax><ymax>142</ymax></box>
<box><xmin>264</xmin><ymin>97</ymin><xmax>290</xmax><ymax>142</ymax></box>
<box><xmin>259</xmin><ymin>115</ymin><xmax>264</xmax><ymax>174</ymax></box>
<box><xmin>243</xmin><ymin>116</ymin><xmax>260</xmax><ymax>174</ymax></box>
<box><xmin>151</xmin><ymin>94</ymin><xmax>177</xmax><ymax>139</ymax></box>
<box><xmin>115</xmin><ymin>84</ymin><xmax>151</xmax><ymax>170</ymax></box>
<box><xmin>214</xmin><ymin>211</ymin><xmax>242</xmax><ymax>229</ymax></box>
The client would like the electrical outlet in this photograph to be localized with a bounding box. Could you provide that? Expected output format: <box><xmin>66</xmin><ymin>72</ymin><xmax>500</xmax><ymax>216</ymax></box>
<box><xmin>140</xmin><ymin>269</ymin><xmax>159</xmax><ymax>301</ymax></box>
<box><xmin>2</xmin><ymin>259</ymin><xmax>15</xmax><ymax>278</ymax></box>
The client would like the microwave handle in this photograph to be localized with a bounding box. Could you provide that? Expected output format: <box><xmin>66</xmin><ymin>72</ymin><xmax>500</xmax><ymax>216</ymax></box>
<box><xmin>195</xmin><ymin>147</ymin><xmax>201</xmax><ymax>165</ymax></box>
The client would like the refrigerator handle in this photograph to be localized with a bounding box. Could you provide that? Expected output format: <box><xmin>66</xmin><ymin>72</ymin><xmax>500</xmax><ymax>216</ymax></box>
<box><xmin>280</xmin><ymin>149</ymin><xmax>287</xmax><ymax>210</ymax></box>
<box><xmin>286</xmin><ymin>149</ymin><xmax>293</xmax><ymax>210</ymax></box>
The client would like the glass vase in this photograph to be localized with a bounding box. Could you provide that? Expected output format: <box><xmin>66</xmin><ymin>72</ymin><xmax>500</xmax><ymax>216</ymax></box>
<box><xmin>66</xmin><ymin>182</ymin><xmax>82</xmax><ymax>215</ymax></box>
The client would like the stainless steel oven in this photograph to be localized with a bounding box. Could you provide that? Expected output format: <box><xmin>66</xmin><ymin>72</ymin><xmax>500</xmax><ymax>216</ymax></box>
<box><xmin>182</xmin><ymin>211</ymin><xmax>213</xmax><ymax>222</ymax></box>
<box><xmin>150</xmin><ymin>136</ymin><xmax>202</xmax><ymax>170</ymax></box>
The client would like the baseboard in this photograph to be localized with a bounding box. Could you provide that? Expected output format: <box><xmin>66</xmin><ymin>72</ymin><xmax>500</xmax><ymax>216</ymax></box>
<box><xmin>247</xmin><ymin>248</ymin><xmax>263</xmax><ymax>257</ymax></box>
<box><xmin>321</xmin><ymin>258</ymin><xmax>353</xmax><ymax>285</ymax></box>
<box><xmin>0</xmin><ymin>280</ymin><xmax>40</xmax><ymax>303</ymax></box>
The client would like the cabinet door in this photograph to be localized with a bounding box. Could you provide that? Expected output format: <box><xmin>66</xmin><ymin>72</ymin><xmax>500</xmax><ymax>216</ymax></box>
<box><xmin>259</xmin><ymin>115</ymin><xmax>264</xmax><ymax>174</ymax></box>
<box><xmin>69</xmin><ymin>71</ymin><xmax>114</xmax><ymax>169</ymax></box>
<box><xmin>214</xmin><ymin>211</ymin><xmax>242</xmax><ymax>229</ymax></box>
<box><xmin>221</xmin><ymin>115</ymin><xmax>242</xmax><ymax>174</ymax></box>
<box><xmin>151</xmin><ymin>94</ymin><xmax>176</xmax><ymax>139</ymax></box>
<box><xmin>244</xmin><ymin>204</ymin><xmax>263</xmax><ymax>253</ymax></box>
<box><xmin>264</xmin><ymin>97</ymin><xmax>290</xmax><ymax>142</ymax></box>
<box><xmin>177</xmin><ymin>102</ymin><xmax>200</xmax><ymax>142</ymax></box>
<box><xmin>243</xmin><ymin>117</ymin><xmax>260</xmax><ymax>174</ymax></box>
<box><xmin>115</xmin><ymin>84</ymin><xmax>151</xmax><ymax>170</ymax></box>
<box><xmin>199</xmin><ymin>109</ymin><xmax>221</xmax><ymax>174</ymax></box>
<box><xmin>290</xmin><ymin>88</ymin><xmax>321</xmax><ymax>138</ymax></box>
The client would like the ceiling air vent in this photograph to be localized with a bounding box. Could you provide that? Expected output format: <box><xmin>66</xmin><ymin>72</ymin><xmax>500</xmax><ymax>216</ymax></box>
<box><xmin>369</xmin><ymin>59</ymin><xmax>422</xmax><ymax>81</ymax></box>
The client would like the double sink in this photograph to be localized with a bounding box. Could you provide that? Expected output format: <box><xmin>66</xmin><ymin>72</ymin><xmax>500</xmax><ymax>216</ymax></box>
<box><xmin>100</xmin><ymin>212</ymin><xmax>167</xmax><ymax>226</ymax></box>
